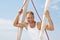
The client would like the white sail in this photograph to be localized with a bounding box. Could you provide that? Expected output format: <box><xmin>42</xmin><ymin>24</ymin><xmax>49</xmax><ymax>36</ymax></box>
<box><xmin>39</xmin><ymin>0</ymin><xmax>50</xmax><ymax>40</ymax></box>
<box><xmin>17</xmin><ymin>0</ymin><xmax>29</xmax><ymax>40</ymax></box>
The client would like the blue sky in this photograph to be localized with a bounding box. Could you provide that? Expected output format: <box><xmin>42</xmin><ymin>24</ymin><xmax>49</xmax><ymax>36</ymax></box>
<box><xmin>0</xmin><ymin>0</ymin><xmax>60</xmax><ymax>40</ymax></box>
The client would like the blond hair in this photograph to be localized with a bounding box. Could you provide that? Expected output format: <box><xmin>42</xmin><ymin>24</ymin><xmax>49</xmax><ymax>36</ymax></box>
<box><xmin>26</xmin><ymin>11</ymin><xmax>34</xmax><ymax>16</ymax></box>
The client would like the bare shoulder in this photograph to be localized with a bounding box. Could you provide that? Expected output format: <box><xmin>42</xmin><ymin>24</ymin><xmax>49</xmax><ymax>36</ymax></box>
<box><xmin>37</xmin><ymin>21</ymin><xmax>42</xmax><ymax>30</ymax></box>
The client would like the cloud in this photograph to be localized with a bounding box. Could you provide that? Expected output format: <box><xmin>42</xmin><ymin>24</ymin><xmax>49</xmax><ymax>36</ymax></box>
<box><xmin>51</xmin><ymin>5</ymin><xmax>59</xmax><ymax>10</ymax></box>
<box><xmin>0</xmin><ymin>18</ymin><xmax>12</xmax><ymax>25</ymax></box>
<box><xmin>49</xmin><ymin>0</ymin><xmax>60</xmax><ymax>10</ymax></box>
<box><xmin>0</xmin><ymin>18</ymin><xmax>19</xmax><ymax>29</ymax></box>
<box><xmin>0</xmin><ymin>18</ymin><xmax>31</xmax><ymax>40</ymax></box>
<box><xmin>0</xmin><ymin>18</ymin><xmax>16</xmax><ymax>31</ymax></box>
<box><xmin>0</xmin><ymin>18</ymin><xmax>16</xmax><ymax>40</ymax></box>
<box><xmin>51</xmin><ymin>0</ymin><xmax>60</xmax><ymax>4</ymax></box>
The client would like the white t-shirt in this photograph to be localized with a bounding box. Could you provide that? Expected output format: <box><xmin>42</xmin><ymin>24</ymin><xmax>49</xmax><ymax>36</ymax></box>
<box><xmin>21</xmin><ymin>22</ymin><xmax>46</xmax><ymax>40</ymax></box>
<box><xmin>27</xmin><ymin>23</ymin><xmax>40</xmax><ymax>40</ymax></box>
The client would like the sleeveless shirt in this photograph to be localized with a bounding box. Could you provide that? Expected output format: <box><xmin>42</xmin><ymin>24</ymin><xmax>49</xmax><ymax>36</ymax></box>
<box><xmin>27</xmin><ymin>22</ymin><xmax>40</xmax><ymax>40</ymax></box>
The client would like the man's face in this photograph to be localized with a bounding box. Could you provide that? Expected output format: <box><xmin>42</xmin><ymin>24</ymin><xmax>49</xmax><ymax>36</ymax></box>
<box><xmin>26</xmin><ymin>13</ymin><xmax>34</xmax><ymax>23</ymax></box>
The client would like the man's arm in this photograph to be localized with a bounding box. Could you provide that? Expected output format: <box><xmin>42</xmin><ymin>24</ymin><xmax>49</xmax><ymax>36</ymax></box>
<box><xmin>45</xmin><ymin>10</ymin><xmax>54</xmax><ymax>31</ymax></box>
<box><xmin>13</xmin><ymin>14</ymin><xmax>20</xmax><ymax>27</ymax></box>
<box><xmin>13</xmin><ymin>9</ymin><xmax>27</xmax><ymax>28</ymax></box>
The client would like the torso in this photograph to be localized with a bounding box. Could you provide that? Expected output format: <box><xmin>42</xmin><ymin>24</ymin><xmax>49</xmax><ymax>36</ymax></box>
<box><xmin>25</xmin><ymin>21</ymin><xmax>41</xmax><ymax>30</ymax></box>
<box><xmin>27</xmin><ymin>22</ymin><xmax>40</xmax><ymax>40</ymax></box>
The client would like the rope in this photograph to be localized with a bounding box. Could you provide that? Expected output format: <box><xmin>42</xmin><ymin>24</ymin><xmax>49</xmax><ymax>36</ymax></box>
<box><xmin>31</xmin><ymin>0</ymin><xmax>50</xmax><ymax>40</ymax></box>
<box><xmin>45</xmin><ymin>29</ymin><xmax>50</xmax><ymax>40</ymax></box>
<box><xmin>31</xmin><ymin>0</ymin><xmax>41</xmax><ymax>21</ymax></box>
<box><xmin>21</xmin><ymin>0</ymin><xmax>27</xmax><ymax>8</ymax></box>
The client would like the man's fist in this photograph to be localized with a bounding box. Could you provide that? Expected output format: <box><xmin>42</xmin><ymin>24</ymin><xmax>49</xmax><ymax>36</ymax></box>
<box><xmin>45</xmin><ymin>10</ymin><xmax>50</xmax><ymax>18</ymax></box>
<box><xmin>18</xmin><ymin>9</ymin><xmax>23</xmax><ymax>15</ymax></box>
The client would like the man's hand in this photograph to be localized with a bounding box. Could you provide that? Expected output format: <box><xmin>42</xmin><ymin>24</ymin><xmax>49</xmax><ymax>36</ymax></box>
<box><xmin>45</xmin><ymin>10</ymin><xmax>50</xmax><ymax>18</ymax></box>
<box><xmin>18</xmin><ymin>9</ymin><xmax>23</xmax><ymax>15</ymax></box>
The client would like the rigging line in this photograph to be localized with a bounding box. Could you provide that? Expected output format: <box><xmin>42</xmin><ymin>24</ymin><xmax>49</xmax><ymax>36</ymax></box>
<box><xmin>45</xmin><ymin>29</ymin><xmax>50</xmax><ymax>40</ymax></box>
<box><xmin>31</xmin><ymin>0</ymin><xmax>42</xmax><ymax>21</ymax></box>
<box><xmin>31</xmin><ymin>0</ymin><xmax>50</xmax><ymax>40</ymax></box>
<box><xmin>21</xmin><ymin>0</ymin><xmax>27</xmax><ymax>8</ymax></box>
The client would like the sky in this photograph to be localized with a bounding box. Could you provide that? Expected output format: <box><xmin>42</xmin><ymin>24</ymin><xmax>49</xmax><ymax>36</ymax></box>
<box><xmin>0</xmin><ymin>0</ymin><xmax>60</xmax><ymax>40</ymax></box>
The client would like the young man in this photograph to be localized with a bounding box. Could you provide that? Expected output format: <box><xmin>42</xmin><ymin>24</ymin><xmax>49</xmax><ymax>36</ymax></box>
<box><xmin>13</xmin><ymin>9</ymin><xmax>54</xmax><ymax>40</ymax></box>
